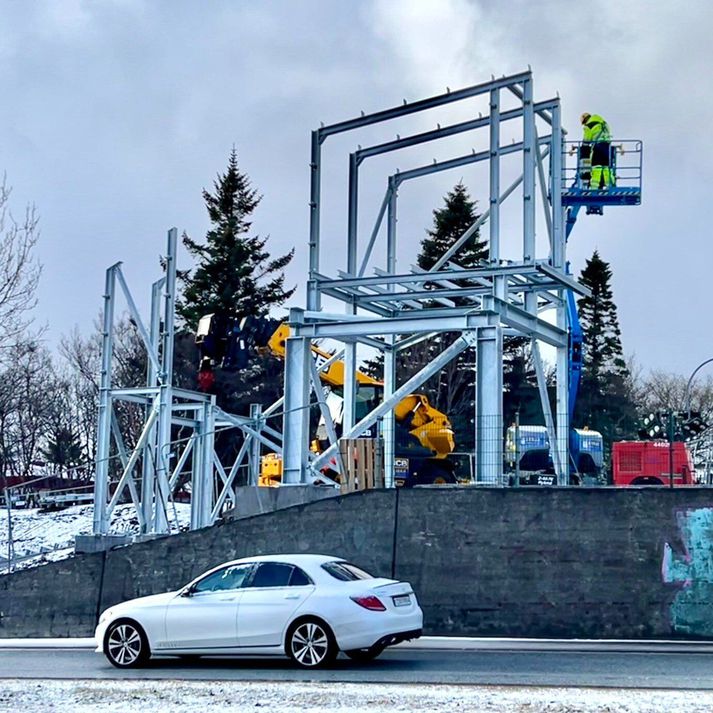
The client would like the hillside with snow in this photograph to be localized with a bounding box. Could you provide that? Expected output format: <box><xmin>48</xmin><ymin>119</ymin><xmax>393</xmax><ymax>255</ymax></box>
<box><xmin>0</xmin><ymin>503</ymin><xmax>192</xmax><ymax>572</ymax></box>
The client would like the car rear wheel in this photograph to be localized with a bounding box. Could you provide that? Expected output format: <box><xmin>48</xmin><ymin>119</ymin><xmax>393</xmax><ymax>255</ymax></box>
<box><xmin>104</xmin><ymin>619</ymin><xmax>150</xmax><ymax>669</ymax></box>
<box><xmin>345</xmin><ymin>643</ymin><xmax>386</xmax><ymax>662</ymax></box>
<box><xmin>286</xmin><ymin>618</ymin><xmax>337</xmax><ymax>669</ymax></box>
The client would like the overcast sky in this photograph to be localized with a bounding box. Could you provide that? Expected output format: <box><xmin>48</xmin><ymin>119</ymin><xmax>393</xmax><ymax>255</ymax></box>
<box><xmin>1</xmin><ymin>0</ymin><xmax>711</xmax><ymax>377</ymax></box>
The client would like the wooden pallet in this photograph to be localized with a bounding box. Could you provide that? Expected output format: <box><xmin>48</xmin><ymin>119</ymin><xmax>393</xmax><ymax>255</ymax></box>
<box><xmin>338</xmin><ymin>438</ymin><xmax>384</xmax><ymax>493</ymax></box>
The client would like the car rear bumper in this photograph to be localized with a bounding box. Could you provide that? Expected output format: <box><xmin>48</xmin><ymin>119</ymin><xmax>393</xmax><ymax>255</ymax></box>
<box><xmin>372</xmin><ymin>628</ymin><xmax>422</xmax><ymax>649</ymax></box>
<box><xmin>334</xmin><ymin>608</ymin><xmax>423</xmax><ymax>651</ymax></box>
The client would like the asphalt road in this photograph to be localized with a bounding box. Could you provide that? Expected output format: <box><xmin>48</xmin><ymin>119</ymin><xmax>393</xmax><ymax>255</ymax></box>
<box><xmin>2</xmin><ymin>643</ymin><xmax>713</xmax><ymax>689</ymax></box>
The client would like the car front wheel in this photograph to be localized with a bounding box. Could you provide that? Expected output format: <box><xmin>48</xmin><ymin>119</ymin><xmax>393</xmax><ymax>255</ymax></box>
<box><xmin>286</xmin><ymin>618</ymin><xmax>337</xmax><ymax>669</ymax></box>
<box><xmin>104</xmin><ymin>619</ymin><xmax>150</xmax><ymax>669</ymax></box>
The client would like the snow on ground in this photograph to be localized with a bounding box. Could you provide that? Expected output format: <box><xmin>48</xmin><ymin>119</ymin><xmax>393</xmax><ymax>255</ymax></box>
<box><xmin>0</xmin><ymin>503</ymin><xmax>192</xmax><ymax>571</ymax></box>
<box><xmin>0</xmin><ymin>680</ymin><xmax>710</xmax><ymax>712</ymax></box>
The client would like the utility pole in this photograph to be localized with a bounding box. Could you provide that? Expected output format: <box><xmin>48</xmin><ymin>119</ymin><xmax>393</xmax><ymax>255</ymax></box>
<box><xmin>4</xmin><ymin>487</ymin><xmax>13</xmax><ymax>573</ymax></box>
<box><xmin>668</xmin><ymin>411</ymin><xmax>675</xmax><ymax>489</ymax></box>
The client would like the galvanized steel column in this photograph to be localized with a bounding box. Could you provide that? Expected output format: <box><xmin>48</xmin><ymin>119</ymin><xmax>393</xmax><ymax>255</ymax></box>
<box><xmin>248</xmin><ymin>403</ymin><xmax>263</xmax><ymax>486</ymax></box>
<box><xmin>93</xmin><ymin>265</ymin><xmax>117</xmax><ymax>535</ymax></box>
<box><xmin>155</xmin><ymin>228</ymin><xmax>177</xmax><ymax>533</ymax></box>
<box><xmin>383</xmin><ymin>179</ymin><xmax>398</xmax><ymax>487</ymax></box>
<box><xmin>551</xmin><ymin>102</ymin><xmax>569</xmax><ymax>484</ymax></box>
<box><xmin>282</xmin><ymin>309</ymin><xmax>311</xmax><ymax>484</ymax></box>
<box><xmin>523</xmin><ymin>75</ymin><xmax>536</xmax><ymax>267</ymax></box>
<box><xmin>307</xmin><ymin>130</ymin><xmax>322</xmax><ymax>311</ymax></box>
<box><xmin>141</xmin><ymin>278</ymin><xmax>163</xmax><ymax>532</ymax></box>
<box><xmin>476</xmin><ymin>325</ymin><xmax>503</xmax><ymax>485</ymax></box>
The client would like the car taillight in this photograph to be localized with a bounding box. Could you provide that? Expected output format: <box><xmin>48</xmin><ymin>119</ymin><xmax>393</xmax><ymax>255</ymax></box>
<box><xmin>350</xmin><ymin>595</ymin><xmax>386</xmax><ymax>611</ymax></box>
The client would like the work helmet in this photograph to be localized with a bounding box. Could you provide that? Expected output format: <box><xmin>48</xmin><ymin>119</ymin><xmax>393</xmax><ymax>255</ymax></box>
<box><xmin>580</xmin><ymin>112</ymin><xmax>591</xmax><ymax>124</ymax></box>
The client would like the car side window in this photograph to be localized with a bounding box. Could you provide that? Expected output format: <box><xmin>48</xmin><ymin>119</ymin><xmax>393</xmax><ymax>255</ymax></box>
<box><xmin>193</xmin><ymin>563</ymin><xmax>253</xmax><ymax>593</ymax></box>
<box><xmin>247</xmin><ymin>562</ymin><xmax>294</xmax><ymax>588</ymax></box>
<box><xmin>321</xmin><ymin>561</ymin><xmax>374</xmax><ymax>581</ymax></box>
<box><xmin>288</xmin><ymin>566</ymin><xmax>312</xmax><ymax>587</ymax></box>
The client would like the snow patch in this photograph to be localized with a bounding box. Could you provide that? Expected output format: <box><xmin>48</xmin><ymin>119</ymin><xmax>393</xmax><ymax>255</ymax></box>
<box><xmin>0</xmin><ymin>680</ymin><xmax>711</xmax><ymax>712</ymax></box>
<box><xmin>0</xmin><ymin>503</ymin><xmax>192</xmax><ymax>571</ymax></box>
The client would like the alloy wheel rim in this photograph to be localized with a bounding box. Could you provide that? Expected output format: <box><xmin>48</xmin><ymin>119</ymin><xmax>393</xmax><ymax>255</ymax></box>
<box><xmin>291</xmin><ymin>622</ymin><xmax>328</xmax><ymax>666</ymax></box>
<box><xmin>108</xmin><ymin>624</ymin><xmax>142</xmax><ymax>665</ymax></box>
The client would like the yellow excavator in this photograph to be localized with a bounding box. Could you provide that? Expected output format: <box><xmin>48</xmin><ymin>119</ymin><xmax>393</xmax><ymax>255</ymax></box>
<box><xmin>196</xmin><ymin>315</ymin><xmax>458</xmax><ymax>487</ymax></box>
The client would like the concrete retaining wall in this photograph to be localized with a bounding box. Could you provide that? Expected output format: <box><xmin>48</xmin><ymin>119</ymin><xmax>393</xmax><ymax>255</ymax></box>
<box><xmin>2</xmin><ymin>488</ymin><xmax>713</xmax><ymax>639</ymax></box>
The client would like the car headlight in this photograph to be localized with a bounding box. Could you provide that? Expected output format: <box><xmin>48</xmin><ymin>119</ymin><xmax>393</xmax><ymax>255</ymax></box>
<box><xmin>98</xmin><ymin>609</ymin><xmax>113</xmax><ymax>625</ymax></box>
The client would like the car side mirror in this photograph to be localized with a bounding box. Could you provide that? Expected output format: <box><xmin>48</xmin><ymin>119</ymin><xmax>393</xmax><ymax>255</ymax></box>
<box><xmin>180</xmin><ymin>585</ymin><xmax>194</xmax><ymax>598</ymax></box>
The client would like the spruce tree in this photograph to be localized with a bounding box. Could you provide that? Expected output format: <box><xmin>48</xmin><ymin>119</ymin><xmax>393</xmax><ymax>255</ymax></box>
<box><xmin>176</xmin><ymin>149</ymin><xmax>295</xmax><ymax>420</ymax></box>
<box><xmin>395</xmin><ymin>183</ymin><xmax>487</xmax><ymax>449</ymax></box>
<box><xmin>575</xmin><ymin>250</ymin><xmax>636</xmax><ymax>449</ymax></box>
<box><xmin>177</xmin><ymin>148</ymin><xmax>295</xmax><ymax>327</ymax></box>
<box><xmin>42</xmin><ymin>426</ymin><xmax>82</xmax><ymax>476</ymax></box>
<box><xmin>417</xmin><ymin>182</ymin><xmax>487</xmax><ymax>270</ymax></box>
<box><xmin>577</xmin><ymin>250</ymin><xmax>628</xmax><ymax>385</ymax></box>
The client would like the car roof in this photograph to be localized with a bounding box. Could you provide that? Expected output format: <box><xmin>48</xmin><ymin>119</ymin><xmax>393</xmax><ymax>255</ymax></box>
<box><xmin>223</xmin><ymin>553</ymin><xmax>344</xmax><ymax>567</ymax></box>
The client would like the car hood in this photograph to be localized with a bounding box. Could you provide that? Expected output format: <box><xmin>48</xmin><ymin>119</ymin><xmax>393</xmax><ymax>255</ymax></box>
<box><xmin>108</xmin><ymin>591</ymin><xmax>178</xmax><ymax>614</ymax></box>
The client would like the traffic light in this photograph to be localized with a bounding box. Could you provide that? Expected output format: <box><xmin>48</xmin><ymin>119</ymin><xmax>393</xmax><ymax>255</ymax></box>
<box><xmin>639</xmin><ymin>412</ymin><xmax>666</xmax><ymax>440</ymax></box>
<box><xmin>680</xmin><ymin>412</ymin><xmax>709</xmax><ymax>441</ymax></box>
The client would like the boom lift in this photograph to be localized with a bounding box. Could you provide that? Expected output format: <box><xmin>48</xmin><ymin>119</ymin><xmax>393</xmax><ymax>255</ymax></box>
<box><xmin>195</xmin><ymin>314</ymin><xmax>458</xmax><ymax>487</ymax></box>
<box><xmin>509</xmin><ymin>138</ymin><xmax>643</xmax><ymax>484</ymax></box>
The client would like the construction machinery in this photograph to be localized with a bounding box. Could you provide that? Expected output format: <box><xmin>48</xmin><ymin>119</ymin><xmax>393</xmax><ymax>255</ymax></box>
<box><xmin>195</xmin><ymin>314</ymin><xmax>458</xmax><ymax>487</ymax></box>
<box><xmin>505</xmin><ymin>425</ymin><xmax>604</xmax><ymax>486</ymax></box>
<box><xmin>507</xmin><ymin>139</ymin><xmax>642</xmax><ymax>484</ymax></box>
<box><xmin>612</xmin><ymin>441</ymin><xmax>696</xmax><ymax>487</ymax></box>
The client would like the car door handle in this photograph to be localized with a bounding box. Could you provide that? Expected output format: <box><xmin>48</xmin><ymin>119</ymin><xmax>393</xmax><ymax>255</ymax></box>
<box><xmin>284</xmin><ymin>594</ymin><xmax>301</xmax><ymax>600</ymax></box>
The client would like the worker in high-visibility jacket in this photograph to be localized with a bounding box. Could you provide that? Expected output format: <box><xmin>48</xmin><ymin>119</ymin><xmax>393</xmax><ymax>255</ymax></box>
<box><xmin>580</xmin><ymin>113</ymin><xmax>614</xmax><ymax>188</ymax></box>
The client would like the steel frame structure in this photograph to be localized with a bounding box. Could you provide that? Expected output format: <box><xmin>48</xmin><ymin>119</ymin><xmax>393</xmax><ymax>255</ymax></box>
<box><xmin>91</xmin><ymin>229</ymin><xmax>281</xmax><ymax>537</ymax></box>
<box><xmin>283</xmin><ymin>70</ymin><xmax>592</xmax><ymax>486</ymax></box>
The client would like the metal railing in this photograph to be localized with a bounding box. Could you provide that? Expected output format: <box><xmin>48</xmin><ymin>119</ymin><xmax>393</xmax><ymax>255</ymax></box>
<box><xmin>563</xmin><ymin>139</ymin><xmax>643</xmax><ymax>191</ymax></box>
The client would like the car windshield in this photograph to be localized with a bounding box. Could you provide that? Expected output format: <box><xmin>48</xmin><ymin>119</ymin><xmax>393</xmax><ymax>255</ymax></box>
<box><xmin>321</xmin><ymin>561</ymin><xmax>374</xmax><ymax>581</ymax></box>
<box><xmin>193</xmin><ymin>563</ymin><xmax>252</xmax><ymax>593</ymax></box>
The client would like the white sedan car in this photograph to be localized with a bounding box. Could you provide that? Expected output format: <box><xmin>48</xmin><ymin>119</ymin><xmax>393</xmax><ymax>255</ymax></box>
<box><xmin>95</xmin><ymin>553</ymin><xmax>422</xmax><ymax>669</ymax></box>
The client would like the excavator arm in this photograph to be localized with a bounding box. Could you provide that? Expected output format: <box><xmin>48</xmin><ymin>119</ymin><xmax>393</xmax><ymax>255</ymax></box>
<box><xmin>196</xmin><ymin>314</ymin><xmax>456</xmax><ymax>463</ymax></box>
<box><xmin>393</xmin><ymin>394</ymin><xmax>455</xmax><ymax>459</ymax></box>
<box><xmin>266</xmin><ymin>323</ymin><xmax>381</xmax><ymax>388</ymax></box>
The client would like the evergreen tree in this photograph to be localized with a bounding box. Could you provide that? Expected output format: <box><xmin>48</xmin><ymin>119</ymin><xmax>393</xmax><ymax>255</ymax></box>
<box><xmin>577</xmin><ymin>250</ymin><xmax>628</xmax><ymax>385</ymax></box>
<box><xmin>575</xmin><ymin>250</ymin><xmax>637</xmax><ymax>451</ymax></box>
<box><xmin>41</xmin><ymin>426</ymin><xmax>83</xmax><ymax>475</ymax></box>
<box><xmin>177</xmin><ymin>148</ymin><xmax>295</xmax><ymax>327</ymax></box>
<box><xmin>393</xmin><ymin>183</ymin><xmax>488</xmax><ymax>449</ymax></box>
<box><xmin>366</xmin><ymin>182</ymin><xmax>540</xmax><ymax>450</ymax></box>
<box><xmin>417</xmin><ymin>182</ymin><xmax>487</xmax><ymax>271</ymax></box>
<box><xmin>176</xmin><ymin>149</ymin><xmax>295</xmax><ymax>422</ymax></box>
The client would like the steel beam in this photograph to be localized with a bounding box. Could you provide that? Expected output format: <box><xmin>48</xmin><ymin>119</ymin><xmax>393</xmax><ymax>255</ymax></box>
<box><xmin>312</xmin><ymin>331</ymin><xmax>477</xmax><ymax>471</ymax></box>
<box><xmin>282</xmin><ymin>310</ymin><xmax>312</xmax><ymax>483</ymax></box>
<box><xmin>92</xmin><ymin>264</ymin><xmax>118</xmax><ymax>535</ymax></box>
<box><xmin>536</xmin><ymin>263</ymin><xmax>591</xmax><ymax>297</ymax></box>
<box><xmin>319</xmin><ymin>71</ymin><xmax>532</xmax><ymax>138</ymax></box>
<box><xmin>551</xmin><ymin>101</ymin><xmax>569</xmax><ymax>483</ymax></box>
<box><xmin>523</xmin><ymin>76</ymin><xmax>535</xmax><ymax>264</ymax></box>
<box><xmin>355</xmin><ymin>100</ymin><xmax>557</xmax><ymax>164</ymax></box>
<box><xmin>154</xmin><ymin>228</ymin><xmax>178</xmax><ymax>534</ymax></box>
<box><xmin>532</xmin><ymin>340</ymin><xmax>563</xmax><ymax>476</ymax></box>
<box><xmin>307</xmin><ymin>130</ymin><xmax>321</xmax><ymax>311</ymax></box>
<box><xmin>476</xmin><ymin>326</ymin><xmax>503</xmax><ymax>484</ymax></box>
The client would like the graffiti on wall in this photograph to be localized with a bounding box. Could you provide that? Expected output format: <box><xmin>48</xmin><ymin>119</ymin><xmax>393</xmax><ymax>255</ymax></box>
<box><xmin>662</xmin><ymin>506</ymin><xmax>713</xmax><ymax>636</ymax></box>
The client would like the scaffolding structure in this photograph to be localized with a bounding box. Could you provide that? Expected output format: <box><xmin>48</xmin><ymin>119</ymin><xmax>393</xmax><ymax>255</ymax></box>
<box><xmin>90</xmin><ymin>229</ymin><xmax>282</xmax><ymax>538</ymax></box>
<box><xmin>89</xmin><ymin>70</ymin><xmax>643</xmax><ymax>540</ymax></box>
<box><xmin>278</xmin><ymin>70</ymin><xmax>592</xmax><ymax>486</ymax></box>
